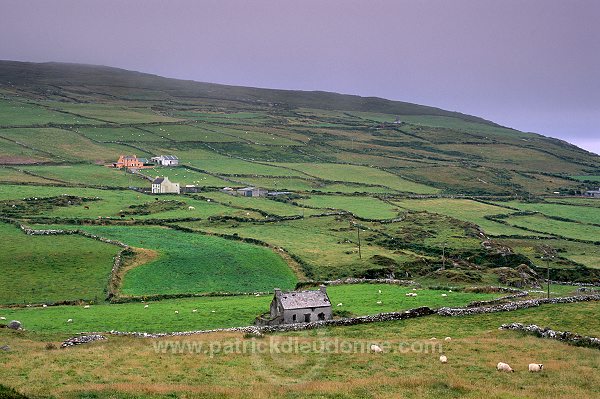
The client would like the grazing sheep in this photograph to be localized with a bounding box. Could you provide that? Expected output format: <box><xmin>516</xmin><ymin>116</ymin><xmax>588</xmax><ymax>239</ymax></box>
<box><xmin>449</xmin><ymin>290</ymin><xmax>453</xmax><ymax>293</ymax></box>
<box><xmin>211</xmin><ymin>310</ymin><xmax>216</xmax><ymax>313</ymax></box>
<box><xmin>370</xmin><ymin>344</ymin><xmax>383</xmax><ymax>353</ymax></box>
<box><xmin>192</xmin><ymin>309</ymin><xmax>198</xmax><ymax>313</ymax></box>
<box><xmin>378</xmin><ymin>289</ymin><xmax>382</xmax><ymax>294</ymax></box>
<box><xmin>376</xmin><ymin>301</ymin><xmax>382</xmax><ymax>304</ymax></box>
<box><xmin>83</xmin><ymin>305</ymin><xmax>90</xmax><ymax>309</ymax></box>
<box><xmin>528</xmin><ymin>363</ymin><xmax>544</xmax><ymax>372</ymax></box>
<box><xmin>412</xmin><ymin>288</ymin><xmax>417</xmax><ymax>291</ymax></box>
<box><xmin>188</xmin><ymin>206</ymin><xmax>195</xmax><ymax>210</ymax></box>
<box><xmin>497</xmin><ymin>362</ymin><xmax>514</xmax><ymax>372</ymax></box>
<box><xmin>144</xmin><ymin>305</ymin><xmax>149</xmax><ymax>309</ymax></box>
<box><xmin>439</xmin><ymin>355</ymin><xmax>448</xmax><ymax>363</ymax></box>
<box><xmin>0</xmin><ymin>317</ymin><xmax>6</xmax><ymax>320</ymax></box>
<box><xmin>67</xmin><ymin>319</ymin><xmax>73</xmax><ymax>323</ymax></box>
<box><xmin>175</xmin><ymin>311</ymin><xmax>179</xmax><ymax>314</ymax></box>
<box><xmin>42</xmin><ymin>304</ymin><xmax>48</xmax><ymax>308</ymax></box>
<box><xmin>337</xmin><ymin>303</ymin><xmax>343</xmax><ymax>307</ymax></box>
<box><xmin>444</xmin><ymin>337</ymin><xmax>452</xmax><ymax>341</ymax></box>
<box><xmin>441</xmin><ymin>294</ymin><xmax>448</xmax><ymax>297</ymax></box>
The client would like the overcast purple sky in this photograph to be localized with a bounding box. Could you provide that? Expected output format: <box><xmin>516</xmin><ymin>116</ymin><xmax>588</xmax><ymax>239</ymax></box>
<box><xmin>1</xmin><ymin>0</ymin><xmax>599</xmax><ymax>154</ymax></box>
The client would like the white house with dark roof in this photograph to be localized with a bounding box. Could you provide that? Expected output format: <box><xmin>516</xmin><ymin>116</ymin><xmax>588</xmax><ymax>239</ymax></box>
<box><xmin>151</xmin><ymin>176</ymin><xmax>180</xmax><ymax>194</ymax></box>
<box><xmin>151</xmin><ymin>155</ymin><xmax>179</xmax><ymax>166</ymax></box>
<box><xmin>258</xmin><ymin>285</ymin><xmax>332</xmax><ymax>325</ymax></box>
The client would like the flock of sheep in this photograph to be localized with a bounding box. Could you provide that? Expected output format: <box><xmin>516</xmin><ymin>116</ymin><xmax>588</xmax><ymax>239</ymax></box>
<box><xmin>369</xmin><ymin>340</ymin><xmax>544</xmax><ymax>373</ymax></box>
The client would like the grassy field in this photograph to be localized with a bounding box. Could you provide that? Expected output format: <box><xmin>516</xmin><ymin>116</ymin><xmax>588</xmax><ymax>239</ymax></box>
<box><xmin>296</xmin><ymin>194</ymin><xmax>400</xmax><ymax>219</ymax></box>
<box><xmin>0</xmin><ymin>222</ymin><xmax>120</xmax><ymax>305</ymax></box>
<box><xmin>0</xmin><ymin>301</ymin><xmax>598</xmax><ymax>398</ymax></box>
<box><xmin>392</xmin><ymin>198</ymin><xmax>539</xmax><ymax>236</ymax></box>
<box><xmin>0</xmin><ymin>284</ymin><xmax>499</xmax><ymax>334</ymax></box>
<box><xmin>497</xmin><ymin>200</ymin><xmax>600</xmax><ymax>225</ymax></box>
<box><xmin>504</xmin><ymin>214</ymin><xmax>600</xmax><ymax>242</ymax></box>
<box><xmin>277</xmin><ymin>163</ymin><xmax>440</xmax><ymax>194</ymax></box>
<box><xmin>36</xmin><ymin>224</ymin><xmax>298</xmax><ymax>296</ymax></box>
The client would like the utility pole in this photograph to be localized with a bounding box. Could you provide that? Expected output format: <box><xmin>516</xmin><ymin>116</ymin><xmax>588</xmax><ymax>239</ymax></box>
<box><xmin>357</xmin><ymin>225</ymin><xmax>362</xmax><ymax>259</ymax></box>
<box><xmin>546</xmin><ymin>256</ymin><xmax>551</xmax><ymax>299</ymax></box>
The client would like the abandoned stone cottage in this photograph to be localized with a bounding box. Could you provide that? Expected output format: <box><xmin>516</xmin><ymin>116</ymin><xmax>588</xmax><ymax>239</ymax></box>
<box><xmin>257</xmin><ymin>285</ymin><xmax>333</xmax><ymax>325</ymax></box>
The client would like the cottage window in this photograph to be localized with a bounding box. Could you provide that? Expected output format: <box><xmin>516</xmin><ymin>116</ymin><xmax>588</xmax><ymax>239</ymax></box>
<box><xmin>318</xmin><ymin>312</ymin><xmax>325</xmax><ymax>321</ymax></box>
<box><xmin>304</xmin><ymin>313</ymin><xmax>311</xmax><ymax>322</ymax></box>
<box><xmin>292</xmin><ymin>314</ymin><xmax>297</xmax><ymax>322</ymax></box>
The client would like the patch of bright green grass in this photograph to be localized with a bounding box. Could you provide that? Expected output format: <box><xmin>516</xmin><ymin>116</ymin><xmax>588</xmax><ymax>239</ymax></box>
<box><xmin>0</xmin><ymin>222</ymin><xmax>120</xmax><ymax>305</ymax></box>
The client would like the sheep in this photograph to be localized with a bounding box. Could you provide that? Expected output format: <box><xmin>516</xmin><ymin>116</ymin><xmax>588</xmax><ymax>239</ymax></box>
<box><xmin>174</xmin><ymin>311</ymin><xmax>179</xmax><ymax>314</ymax></box>
<box><xmin>144</xmin><ymin>304</ymin><xmax>149</xmax><ymax>309</ymax></box>
<box><xmin>528</xmin><ymin>363</ymin><xmax>544</xmax><ymax>372</ymax></box>
<box><xmin>439</xmin><ymin>355</ymin><xmax>448</xmax><ymax>363</ymax></box>
<box><xmin>0</xmin><ymin>317</ymin><xmax>6</xmax><ymax>320</ymax></box>
<box><xmin>444</xmin><ymin>337</ymin><xmax>452</xmax><ymax>342</ymax></box>
<box><xmin>211</xmin><ymin>310</ymin><xmax>216</xmax><ymax>313</ymax></box>
<box><xmin>378</xmin><ymin>289</ymin><xmax>382</xmax><ymax>294</ymax></box>
<box><xmin>192</xmin><ymin>309</ymin><xmax>198</xmax><ymax>313</ymax></box>
<box><xmin>497</xmin><ymin>362</ymin><xmax>514</xmax><ymax>372</ymax></box>
<box><xmin>337</xmin><ymin>303</ymin><xmax>343</xmax><ymax>307</ymax></box>
<box><xmin>376</xmin><ymin>301</ymin><xmax>382</xmax><ymax>304</ymax></box>
<box><xmin>370</xmin><ymin>344</ymin><xmax>383</xmax><ymax>353</ymax></box>
<box><xmin>67</xmin><ymin>319</ymin><xmax>73</xmax><ymax>323</ymax></box>
<box><xmin>441</xmin><ymin>294</ymin><xmax>448</xmax><ymax>297</ymax></box>
<box><xmin>188</xmin><ymin>206</ymin><xmax>195</xmax><ymax>210</ymax></box>
<box><xmin>42</xmin><ymin>304</ymin><xmax>48</xmax><ymax>308</ymax></box>
<box><xmin>83</xmin><ymin>305</ymin><xmax>90</xmax><ymax>309</ymax></box>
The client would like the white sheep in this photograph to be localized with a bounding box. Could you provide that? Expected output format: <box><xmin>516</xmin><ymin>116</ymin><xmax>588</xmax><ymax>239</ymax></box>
<box><xmin>42</xmin><ymin>304</ymin><xmax>48</xmax><ymax>308</ymax></box>
<box><xmin>144</xmin><ymin>304</ymin><xmax>149</xmax><ymax>309</ymax></box>
<box><xmin>84</xmin><ymin>305</ymin><xmax>90</xmax><ymax>309</ymax></box>
<box><xmin>444</xmin><ymin>337</ymin><xmax>452</xmax><ymax>341</ymax></box>
<box><xmin>175</xmin><ymin>311</ymin><xmax>179</xmax><ymax>314</ymax></box>
<box><xmin>370</xmin><ymin>344</ymin><xmax>383</xmax><ymax>353</ymax></box>
<box><xmin>0</xmin><ymin>317</ymin><xmax>6</xmax><ymax>320</ymax></box>
<box><xmin>497</xmin><ymin>362</ymin><xmax>514</xmax><ymax>372</ymax></box>
<box><xmin>441</xmin><ymin>294</ymin><xmax>448</xmax><ymax>297</ymax></box>
<box><xmin>211</xmin><ymin>310</ymin><xmax>216</xmax><ymax>313</ymax></box>
<box><xmin>188</xmin><ymin>206</ymin><xmax>195</xmax><ymax>210</ymax></box>
<box><xmin>378</xmin><ymin>289</ymin><xmax>382</xmax><ymax>294</ymax></box>
<box><xmin>67</xmin><ymin>319</ymin><xmax>73</xmax><ymax>323</ymax></box>
<box><xmin>439</xmin><ymin>355</ymin><xmax>448</xmax><ymax>363</ymax></box>
<box><xmin>376</xmin><ymin>301</ymin><xmax>382</xmax><ymax>304</ymax></box>
<box><xmin>337</xmin><ymin>303</ymin><xmax>343</xmax><ymax>307</ymax></box>
<box><xmin>192</xmin><ymin>309</ymin><xmax>198</xmax><ymax>313</ymax></box>
<box><xmin>528</xmin><ymin>363</ymin><xmax>544</xmax><ymax>372</ymax></box>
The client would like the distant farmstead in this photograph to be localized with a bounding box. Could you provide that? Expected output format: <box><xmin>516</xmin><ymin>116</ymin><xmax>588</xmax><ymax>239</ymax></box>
<box><xmin>151</xmin><ymin>155</ymin><xmax>179</xmax><ymax>166</ymax></box>
<box><xmin>585</xmin><ymin>188</ymin><xmax>600</xmax><ymax>198</ymax></box>
<box><xmin>113</xmin><ymin>155</ymin><xmax>150</xmax><ymax>169</ymax></box>
<box><xmin>222</xmin><ymin>186</ymin><xmax>268</xmax><ymax>197</ymax></box>
<box><xmin>256</xmin><ymin>285</ymin><xmax>333</xmax><ymax>326</ymax></box>
<box><xmin>151</xmin><ymin>176</ymin><xmax>180</xmax><ymax>194</ymax></box>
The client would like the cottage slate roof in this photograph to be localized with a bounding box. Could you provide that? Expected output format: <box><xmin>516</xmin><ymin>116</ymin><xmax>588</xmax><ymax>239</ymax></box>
<box><xmin>162</xmin><ymin>155</ymin><xmax>178</xmax><ymax>160</ymax></box>
<box><xmin>152</xmin><ymin>177</ymin><xmax>165</xmax><ymax>184</ymax></box>
<box><xmin>278</xmin><ymin>289</ymin><xmax>330</xmax><ymax>310</ymax></box>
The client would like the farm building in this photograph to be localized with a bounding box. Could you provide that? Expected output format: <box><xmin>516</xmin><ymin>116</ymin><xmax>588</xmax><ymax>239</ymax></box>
<box><xmin>222</xmin><ymin>187</ymin><xmax>268</xmax><ymax>197</ymax></box>
<box><xmin>151</xmin><ymin>155</ymin><xmax>179</xmax><ymax>166</ymax></box>
<box><xmin>151</xmin><ymin>176</ymin><xmax>180</xmax><ymax>194</ymax></box>
<box><xmin>113</xmin><ymin>155</ymin><xmax>150</xmax><ymax>169</ymax></box>
<box><xmin>584</xmin><ymin>188</ymin><xmax>600</xmax><ymax>198</ymax></box>
<box><xmin>257</xmin><ymin>285</ymin><xmax>332</xmax><ymax>326</ymax></box>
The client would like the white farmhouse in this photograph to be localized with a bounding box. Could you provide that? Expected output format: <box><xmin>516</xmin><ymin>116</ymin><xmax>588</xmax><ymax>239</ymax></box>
<box><xmin>151</xmin><ymin>176</ymin><xmax>180</xmax><ymax>194</ymax></box>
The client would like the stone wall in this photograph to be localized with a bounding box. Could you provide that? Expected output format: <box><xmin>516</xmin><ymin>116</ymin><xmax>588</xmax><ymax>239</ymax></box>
<box><xmin>438</xmin><ymin>294</ymin><xmax>600</xmax><ymax>316</ymax></box>
<box><xmin>500</xmin><ymin>323</ymin><xmax>600</xmax><ymax>350</ymax></box>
